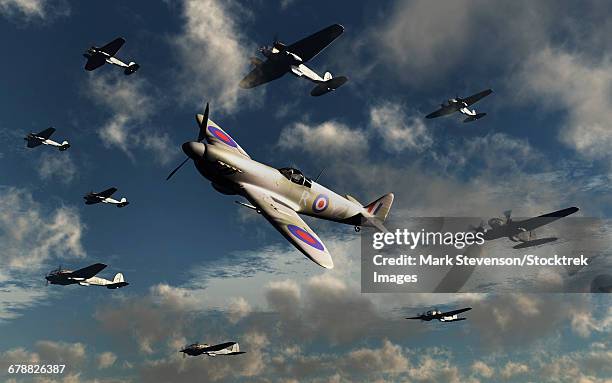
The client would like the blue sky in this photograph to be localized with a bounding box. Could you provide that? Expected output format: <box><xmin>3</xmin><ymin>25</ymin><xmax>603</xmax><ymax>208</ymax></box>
<box><xmin>0</xmin><ymin>0</ymin><xmax>611</xmax><ymax>382</ymax></box>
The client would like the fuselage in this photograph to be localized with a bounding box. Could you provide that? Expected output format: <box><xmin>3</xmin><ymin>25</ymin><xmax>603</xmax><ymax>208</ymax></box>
<box><xmin>186</xmin><ymin>142</ymin><xmax>365</xmax><ymax>225</ymax></box>
<box><xmin>85</xmin><ymin>47</ymin><xmax>130</xmax><ymax>68</ymax></box>
<box><xmin>46</xmin><ymin>272</ymin><xmax>112</xmax><ymax>287</ymax></box>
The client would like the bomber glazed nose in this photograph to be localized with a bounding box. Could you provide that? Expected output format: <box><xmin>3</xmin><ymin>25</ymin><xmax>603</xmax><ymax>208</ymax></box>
<box><xmin>182</xmin><ymin>141</ymin><xmax>206</xmax><ymax>159</ymax></box>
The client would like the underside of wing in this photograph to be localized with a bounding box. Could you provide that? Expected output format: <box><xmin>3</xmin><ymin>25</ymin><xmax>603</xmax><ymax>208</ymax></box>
<box><xmin>517</xmin><ymin>207</ymin><xmax>579</xmax><ymax>232</ymax></box>
<box><xmin>100</xmin><ymin>37</ymin><xmax>125</xmax><ymax>56</ymax></box>
<box><xmin>239</xmin><ymin>61</ymin><xmax>287</xmax><ymax>89</ymax></box>
<box><xmin>85</xmin><ymin>55</ymin><xmax>106</xmax><ymax>71</ymax></box>
<box><xmin>36</xmin><ymin>127</ymin><xmax>55</xmax><ymax>139</ymax></box>
<box><xmin>426</xmin><ymin>105</ymin><xmax>456</xmax><ymax>119</ymax></box>
<box><xmin>71</xmin><ymin>263</ymin><xmax>107</xmax><ymax>279</ymax></box>
<box><xmin>442</xmin><ymin>307</ymin><xmax>472</xmax><ymax>316</ymax></box>
<box><xmin>463</xmin><ymin>89</ymin><xmax>493</xmax><ymax>106</ymax></box>
<box><xmin>26</xmin><ymin>140</ymin><xmax>42</xmax><ymax>148</ymax></box>
<box><xmin>204</xmin><ymin>342</ymin><xmax>236</xmax><ymax>352</ymax></box>
<box><xmin>241</xmin><ymin>183</ymin><xmax>334</xmax><ymax>269</ymax></box>
<box><xmin>288</xmin><ymin>24</ymin><xmax>344</xmax><ymax>62</ymax></box>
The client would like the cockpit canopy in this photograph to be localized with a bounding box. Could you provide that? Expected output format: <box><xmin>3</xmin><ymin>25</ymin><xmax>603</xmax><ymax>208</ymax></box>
<box><xmin>278</xmin><ymin>167</ymin><xmax>312</xmax><ymax>188</ymax></box>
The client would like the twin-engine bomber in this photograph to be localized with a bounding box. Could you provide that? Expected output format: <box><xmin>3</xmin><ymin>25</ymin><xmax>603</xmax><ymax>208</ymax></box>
<box><xmin>45</xmin><ymin>263</ymin><xmax>128</xmax><ymax>289</ymax></box>
<box><xmin>166</xmin><ymin>103</ymin><xmax>394</xmax><ymax>269</ymax></box>
<box><xmin>240</xmin><ymin>24</ymin><xmax>348</xmax><ymax>96</ymax></box>
<box><xmin>406</xmin><ymin>307</ymin><xmax>472</xmax><ymax>323</ymax></box>
<box><xmin>24</xmin><ymin>127</ymin><xmax>70</xmax><ymax>151</ymax></box>
<box><xmin>180</xmin><ymin>342</ymin><xmax>245</xmax><ymax>357</ymax></box>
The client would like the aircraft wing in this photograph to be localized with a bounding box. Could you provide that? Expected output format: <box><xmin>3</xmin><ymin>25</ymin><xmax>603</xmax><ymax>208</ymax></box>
<box><xmin>70</xmin><ymin>263</ymin><xmax>107</xmax><ymax>279</ymax></box>
<box><xmin>462</xmin><ymin>89</ymin><xmax>493</xmax><ymax>106</ymax></box>
<box><xmin>425</xmin><ymin>105</ymin><xmax>457</xmax><ymax>119</ymax></box>
<box><xmin>26</xmin><ymin>139</ymin><xmax>42</xmax><ymax>148</ymax></box>
<box><xmin>241</xmin><ymin>183</ymin><xmax>334</xmax><ymax>269</ymax></box>
<box><xmin>36</xmin><ymin>127</ymin><xmax>55</xmax><ymax>139</ymax></box>
<box><xmin>239</xmin><ymin>61</ymin><xmax>287</xmax><ymax>89</ymax></box>
<box><xmin>85</xmin><ymin>56</ymin><xmax>106</xmax><ymax>71</ymax></box>
<box><xmin>405</xmin><ymin>315</ymin><xmax>422</xmax><ymax>320</ymax></box>
<box><xmin>100</xmin><ymin>37</ymin><xmax>125</xmax><ymax>56</ymax></box>
<box><xmin>202</xmin><ymin>342</ymin><xmax>236</xmax><ymax>352</ymax></box>
<box><xmin>441</xmin><ymin>307</ymin><xmax>472</xmax><ymax>316</ymax></box>
<box><xmin>97</xmin><ymin>187</ymin><xmax>118</xmax><ymax>198</ymax></box>
<box><xmin>287</xmin><ymin>24</ymin><xmax>344</xmax><ymax>62</ymax></box>
<box><xmin>197</xmin><ymin>116</ymin><xmax>251</xmax><ymax>158</ymax></box>
<box><xmin>515</xmin><ymin>207</ymin><xmax>579</xmax><ymax>232</ymax></box>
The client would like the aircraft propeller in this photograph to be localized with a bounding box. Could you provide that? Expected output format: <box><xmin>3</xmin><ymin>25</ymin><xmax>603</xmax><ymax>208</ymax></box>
<box><xmin>165</xmin><ymin>103</ymin><xmax>209</xmax><ymax>181</ymax></box>
<box><xmin>503</xmin><ymin>210</ymin><xmax>512</xmax><ymax>223</ymax></box>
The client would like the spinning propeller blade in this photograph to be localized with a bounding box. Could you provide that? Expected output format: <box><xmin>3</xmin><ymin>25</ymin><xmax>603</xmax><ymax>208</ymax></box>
<box><xmin>166</xmin><ymin>103</ymin><xmax>209</xmax><ymax>181</ymax></box>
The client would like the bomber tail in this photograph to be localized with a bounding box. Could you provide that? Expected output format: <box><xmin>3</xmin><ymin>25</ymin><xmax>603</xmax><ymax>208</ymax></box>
<box><xmin>106</xmin><ymin>273</ymin><xmax>129</xmax><ymax>289</ymax></box>
<box><xmin>227</xmin><ymin>343</ymin><xmax>246</xmax><ymax>355</ymax></box>
<box><xmin>117</xmin><ymin>197</ymin><xmax>129</xmax><ymax>208</ymax></box>
<box><xmin>59</xmin><ymin>141</ymin><xmax>70</xmax><ymax>151</ymax></box>
<box><xmin>310</xmin><ymin>74</ymin><xmax>348</xmax><ymax>97</ymax></box>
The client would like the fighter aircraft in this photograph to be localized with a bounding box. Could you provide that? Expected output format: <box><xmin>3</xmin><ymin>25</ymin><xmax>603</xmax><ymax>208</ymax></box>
<box><xmin>239</xmin><ymin>24</ymin><xmax>348</xmax><ymax>96</ymax></box>
<box><xmin>83</xmin><ymin>37</ymin><xmax>140</xmax><ymax>75</ymax></box>
<box><xmin>406</xmin><ymin>307</ymin><xmax>472</xmax><ymax>322</ymax></box>
<box><xmin>84</xmin><ymin>187</ymin><xmax>129</xmax><ymax>207</ymax></box>
<box><xmin>24</xmin><ymin>127</ymin><xmax>70</xmax><ymax>151</ymax></box>
<box><xmin>180</xmin><ymin>342</ymin><xmax>245</xmax><ymax>357</ymax></box>
<box><xmin>45</xmin><ymin>263</ymin><xmax>128</xmax><ymax>289</ymax></box>
<box><xmin>472</xmin><ymin>207</ymin><xmax>579</xmax><ymax>249</ymax></box>
<box><xmin>426</xmin><ymin>89</ymin><xmax>493</xmax><ymax>122</ymax></box>
<box><xmin>166</xmin><ymin>103</ymin><xmax>394</xmax><ymax>269</ymax></box>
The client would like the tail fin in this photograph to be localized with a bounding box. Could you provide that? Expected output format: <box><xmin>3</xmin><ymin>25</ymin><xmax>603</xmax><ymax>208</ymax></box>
<box><xmin>59</xmin><ymin>141</ymin><xmax>70</xmax><ymax>151</ymax></box>
<box><xmin>364</xmin><ymin>193</ymin><xmax>394</xmax><ymax>222</ymax></box>
<box><xmin>117</xmin><ymin>198</ymin><xmax>129</xmax><ymax>207</ymax></box>
<box><xmin>113</xmin><ymin>273</ymin><xmax>124</xmax><ymax>283</ymax></box>
<box><xmin>323</xmin><ymin>71</ymin><xmax>333</xmax><ymax>81</ymax></box>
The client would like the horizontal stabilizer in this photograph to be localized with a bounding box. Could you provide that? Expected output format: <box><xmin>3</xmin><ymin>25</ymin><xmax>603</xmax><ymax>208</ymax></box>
<box><xmin>512</xmin><ymin>237</ymin><xmax>557</xmax><ymax>249</ymax></box>
<box><xmin>463</xmin><ymin>112</ymin><xmax>486</xmax><ymax>123</ymax></box>
<box><xmin>106</xmin><ymin>282</ymin><xmax>129</xmax><ymax>289</ymax></box>
<box><xmin>124</xmin><ymin>63</ymin><xmax>140</xmax><ymax>75</ymax></box>
<box><xmin>310</xmin><ymin>76</ymin><xmax>348</xmax><ymax>96</ymax></box>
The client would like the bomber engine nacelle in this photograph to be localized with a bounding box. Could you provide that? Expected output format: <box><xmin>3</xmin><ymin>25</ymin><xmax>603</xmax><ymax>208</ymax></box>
<box><xmin>488</xmin><ymin>217</ymin><xmax>504</xmax><ymax>228</ymax></box>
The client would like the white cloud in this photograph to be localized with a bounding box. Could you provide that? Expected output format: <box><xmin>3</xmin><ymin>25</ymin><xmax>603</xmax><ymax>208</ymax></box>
<box><xmin>369</xmin><ymin>102</ymin><xmax>432</xmax><ymax>153</ymax></box>
<box><xmin>85</xmin><ymin>73</ymin><xmax>176</xmax><ymax>165</ymax></box>
<box><xmin>278</xmin><ymin>121</ymin><xmax>368</xmax><ymax>157</ymax></box>
<box><xmin>515</xmin><ymin>47</ymin><xmax>612</xmax><ymax>162</ymax></box>
<box><xmin>37</xmin><ymin>152</ymin><xmax>77</xmax><ymax>184</ymax></box>
<box><xmin>170</xmin><ymin>0</ymin><xmax>260</xmax><ymax>112</ymax></box>
<box><xmin>471</xmin><ymin>360</ymin><xmax>494</xmax><ymax>378</ymax></box>
<box><xmin>96</xmin><ymin>351</ymin><xmax>117</xmax><ymax>370</ymax></box>
<box><xmin>226</xmin><ymin>296</ymin><xmax>252</xmax><ymax>324</ymax></box>
<box><xmin>0</xmin><ymin>0</ymin><xmax>69</xmax><ymax>21</ymax></box>
<box><xmin>0</xmin><ymin>187</ymin><xmax>85</xmax><ymax>269</ymax></box>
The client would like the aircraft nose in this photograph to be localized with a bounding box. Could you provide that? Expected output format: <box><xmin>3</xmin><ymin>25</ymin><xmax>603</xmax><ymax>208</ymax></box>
<box><xmin>182</xmin><ymin>141</ymin><xmax>206</xmax><ymax>159</ymax></box>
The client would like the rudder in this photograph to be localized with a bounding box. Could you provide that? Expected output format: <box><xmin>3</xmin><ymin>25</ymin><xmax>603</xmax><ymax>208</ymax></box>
<box><xmin>364</xmin><ymin>193</ymin><xmax>394</xmax><ymax>222</ymax></box>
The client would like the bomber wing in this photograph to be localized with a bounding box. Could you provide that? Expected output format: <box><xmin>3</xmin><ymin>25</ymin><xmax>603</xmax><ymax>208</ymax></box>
<box><xmin>202</xmin><ymin>342</ymin><xmax>236</xmax><ymax>352</ymax></box>
<box><xmin>100</xmin><ymin>37</ymin><xmax>126</xmax><ymax>56</ymax></box>
<box><xmin>239</xmin><ymin>61</ymin><xmax>288</xmax><ymax>89</ymax></box>
<box><xmin>425</xmin><ymin>105</ymin><xmax>457</xmax><ymax>119</ymax></box>
<box><xmin>462</xmin><ymin>89</ymin><xmax>493</xmax><ymax>106</ymax></box>
<box><xmin>70</xmin><ymin>263</ymin><xmax>107</xmax><ymax>279</ymax></box>
<box><xmin>97</xmin><ymin>187</ymin><xmax>118</xmax><ymax>198</ymax></box>
<box><xmin>515</xmin><ymin>207</ymin><xmax>579</xmax><ymax>232</ymax></box>
<box><xmin>241</xmin><ymin>183</ymin><xmax>334</xmax><ymax>269</ymax></box>
<box><xmin>441</xmin><ymin>307</ymin><xmax>472</xmax><ymax>317</ymax></box>
<box><xmin>287</xmin><ymin>24</ymin><xmax>344</xmax><ymax>62</ymax></box>
<box><xmin>36</xmin><ymin>127</ymin><xmax>56</xmax><ymax>139</ymax></box>
<box><xmin>85</xmin><ymin>56</ymin><xmax>106</xmax><ymax>71</ymax></box>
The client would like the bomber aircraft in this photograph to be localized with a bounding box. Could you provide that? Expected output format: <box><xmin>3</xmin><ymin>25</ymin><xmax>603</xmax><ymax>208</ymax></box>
<box><xmin>166</xmin><ymin>103</ymin><xmax>394</xmax><ymax>269</ymax></box>
<box><xmin>45</xmin><ymin>263</ymin><xmax>128</xmax><ymax>289</ymax></box>
<box><xmin>406</xmin><ymin>307</ymin><xmax>472</xmax><ymax>322</ymax></box>
<box><xmin>24</xmin><ymin>127</ymin><xmax>70</xmax><ymax>151</ymax></box>
<box><xmin>239</xmin><ymin>24</ymin><xmax>348</xmax><ymax>96</ymax></box>
<box><xmin>426</xmin><ymin>89</ymin><xmax>493</xmax><ymax>122</ymax></box>
<box><xmin>83</xmin><ymin>37</ymin><xmax>140</xmax><ymax>75</ymax></box>
<box><xmin>180</xmin><ymin>342</ymin><xmax>245</xmax><ymax>357</ymax></box>
<box><xmin>84</xmin><ymin>187</ymin><xmax>129</xmax><ymax>207</ymax></box>
<box><xmin>472</xmin><ymin>207</ymin><xmax>579</xmax><ymax>249</ymax></box>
